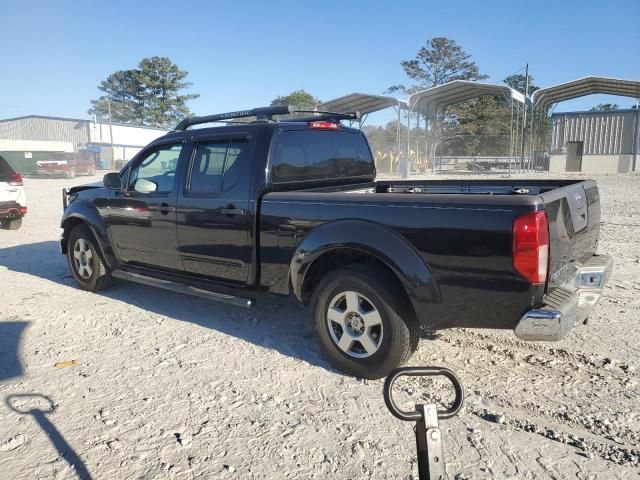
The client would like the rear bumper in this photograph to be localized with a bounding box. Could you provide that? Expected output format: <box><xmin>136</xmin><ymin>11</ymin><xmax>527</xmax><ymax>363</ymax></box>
<box><xmin>514</xmin><ymin>255</ymin><xmax>613</xmax><ymax>341</ymax></box>
<box><xmin>0</xmin><ymin>201</ymin><xmax>26</xmax><ymax>219</ymax></box>
<box><xmin>36</xmin><ymin>169</ymin><xmax>68</xmax><ymax>175</ymax></box>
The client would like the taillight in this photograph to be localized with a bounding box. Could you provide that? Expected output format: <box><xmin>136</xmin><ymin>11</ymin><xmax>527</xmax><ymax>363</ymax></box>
<box><xmin>8</xmin><ymin>173</ymin><xmax>23</xmax><ymax>186</ymax></box>
<box><xmin>308</xmin><ymin>121</ymin><xmax>340</xmax><ymax>130</ymax></box>
<box><xmin>513</xmin><ymin>210</ymin><xmax>549</xmax><ymax>284</ymax></box>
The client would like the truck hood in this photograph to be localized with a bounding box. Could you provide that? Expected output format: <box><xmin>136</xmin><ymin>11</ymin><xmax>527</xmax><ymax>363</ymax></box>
<box><xmin>68</xmin><ymin>181</ymin><xmax>103</xmax><ymax>195</ymax></box>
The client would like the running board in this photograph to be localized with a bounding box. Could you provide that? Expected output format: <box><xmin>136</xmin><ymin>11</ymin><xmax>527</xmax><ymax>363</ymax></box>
<box><xmin>111</xmin><ymin>270</ymin><xmax>255</xmax><ymax>308</ymax></box>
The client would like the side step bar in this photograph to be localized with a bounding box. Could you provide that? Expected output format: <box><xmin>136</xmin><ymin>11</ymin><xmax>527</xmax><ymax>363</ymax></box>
<box><xmin>111</xmin><ymin>270</ymin><xmax>255</xmax><ymax>308</ymax></box>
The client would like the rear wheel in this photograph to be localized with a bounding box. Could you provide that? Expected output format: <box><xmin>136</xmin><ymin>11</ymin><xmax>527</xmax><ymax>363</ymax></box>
<box><xmin>67</xmin><ymin>224</ymin><xmax>112</xmax><ymax>291</ymax></box>
<box><xmin>1</xmin><ymin>217</ymin><xmax>22</xmax><ymax>230</ymax></box>
<box><xmin>312</xmin><ymin>266</ymin><xmax>418</xmax><ymax>379</ymax></box>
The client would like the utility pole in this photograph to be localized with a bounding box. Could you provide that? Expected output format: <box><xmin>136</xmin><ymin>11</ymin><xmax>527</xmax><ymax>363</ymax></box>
<box><xmin>107</xmin><ymin>99</ymin><xmax>115</xmax><ymax>170</ymax></box>
<box><xmin>519</xmin><ymin>64</ymin><xmax>529</xmax><ymax>171</ymax></box>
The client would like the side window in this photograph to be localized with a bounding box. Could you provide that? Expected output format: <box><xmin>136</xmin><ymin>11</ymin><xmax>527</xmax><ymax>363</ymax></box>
<box><xmin>188</xmin><ymin>140</ymin><xmax>248</xmax><ymax>193</ymax></box>
<box><xmin>129</xmin><ymin>144</ymin><xmax>182</xmax><ymax>193</ymax></box>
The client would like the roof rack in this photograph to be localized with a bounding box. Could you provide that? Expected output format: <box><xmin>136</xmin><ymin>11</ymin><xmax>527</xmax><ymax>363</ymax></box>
<box><xmin>290</xmin><ymin>110</ymin><xmax>361</xmax><ymax>123</ymax></box>
<box><xmin>173</xmin><ymin>105</ymin><xmax>294</xmax><ymax>131</ymax></box>
<box><xmin>173</xmin><ymin>106</ymin><xmax>361</xmax><ymax>131</ymax></box>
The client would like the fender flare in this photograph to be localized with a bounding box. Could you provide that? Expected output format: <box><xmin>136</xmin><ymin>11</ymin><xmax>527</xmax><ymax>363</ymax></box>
<box><xmin>290</xmin><ymin>219</ymin><xmax>440</xmax><ymax>310</ymax></box>
<box><xmin>61</xmin><ymin>204</ymin><xmax>118</xmax><ymax>269</ymax></box>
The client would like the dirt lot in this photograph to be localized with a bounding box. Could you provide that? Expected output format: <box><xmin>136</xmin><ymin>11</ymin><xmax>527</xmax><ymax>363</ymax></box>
<box><xmin>1</xmin><ymin>173</ymin><xmax>639</xmax><ymax>479</ymax></box>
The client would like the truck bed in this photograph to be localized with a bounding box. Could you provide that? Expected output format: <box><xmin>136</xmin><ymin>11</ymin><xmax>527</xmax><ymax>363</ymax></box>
<box><xmin>260</xmin><ymin>178</ymin><xmax>600</xmax><ymax>331</ymax></box>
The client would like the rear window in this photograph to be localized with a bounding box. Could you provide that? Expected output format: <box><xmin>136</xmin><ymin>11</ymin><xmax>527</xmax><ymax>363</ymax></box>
<box><xmin>271</xmin><ymin>130</ymin><xmax>374</xmax><ymax>184</ymax></box>
<box><xmin>0</xmin><ymin>156</ymin><xmax>14</xmax><ymax>178</ymax></box>
<box><xmin>52</xmin><ymin>153</ymin><xmax>73</xmax><ymax>161</ymax></box>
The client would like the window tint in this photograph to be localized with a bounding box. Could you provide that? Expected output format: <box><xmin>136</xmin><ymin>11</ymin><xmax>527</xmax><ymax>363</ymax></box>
<box><xmin>271</xmin><ymin>130</ymin><xmax>374</xmax><ymax>184</ymax></box>
<box><xmin>129</xmin><ymin>144</ymin><xmax>182</xmax><ymax>193</ymax></box>
<box><xmin>189</xmin><ymin>140</ymin><xmax>248</xmax><ymax>193</ymax></box>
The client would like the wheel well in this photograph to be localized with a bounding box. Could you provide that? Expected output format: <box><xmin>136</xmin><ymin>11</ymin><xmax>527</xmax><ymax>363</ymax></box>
<box><xmin>60</xmin><ymin>218</ymin><xmax>88</xmax><ymax>254</ymax></box>
<box><xmin>301</xmin><ymin>249</ymin><xmax>415</xmax><ymax>316</ymax></box>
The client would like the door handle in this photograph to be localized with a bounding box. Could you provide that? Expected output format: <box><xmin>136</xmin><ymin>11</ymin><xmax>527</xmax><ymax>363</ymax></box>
<box><xmin>221</xmin><ymin>207</ymin><xmax>247</xmax><ymax>216</ymax></box>
<box><xmin>159</xmin><ymin>202</ymin><xmax>175</xmax><ymax>215</ymax></box>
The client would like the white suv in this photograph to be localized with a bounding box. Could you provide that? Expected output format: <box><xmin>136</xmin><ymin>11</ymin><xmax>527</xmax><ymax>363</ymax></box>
<box><xmin>0</xmin><ymin>155</ymin><xmax>27</xmax><ymax>230</ymax></box>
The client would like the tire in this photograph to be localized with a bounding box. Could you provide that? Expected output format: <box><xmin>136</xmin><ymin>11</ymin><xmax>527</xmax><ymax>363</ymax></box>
<box><xmin>67</xmin><ymin>224</ymin><xmax>112</xmax><ymax>291</ymax></box>
<box><xmin>312</xmin><ymin>266</ymin><xmax>418</xmax><ymax>379</ymax></box>
<box><xmin>1</xmin><ymin>217</ymin><xmax>22</xmax><ymax>230</ymax></box>
<box><xmin>66</xmin><ymin>168</ymin><xmax>76</xmax><ymax>179</ymax></box>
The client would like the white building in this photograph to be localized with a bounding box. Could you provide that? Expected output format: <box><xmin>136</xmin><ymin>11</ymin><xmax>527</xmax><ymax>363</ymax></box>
<box><xmin>0</xmin><ymin>115</ymin><xmax>169</xmax><ymax>173</ymax></box>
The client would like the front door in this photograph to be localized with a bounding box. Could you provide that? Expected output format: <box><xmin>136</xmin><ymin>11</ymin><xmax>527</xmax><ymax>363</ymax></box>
<box><xmin>176</xmin><ymin>134</ymin><xmax>253</xmax><ymax>284</ymax></box>
<box><xmin>108</xmin><ymin>141</ymin><xmax>186</xmax><ymax>271</ymax></box>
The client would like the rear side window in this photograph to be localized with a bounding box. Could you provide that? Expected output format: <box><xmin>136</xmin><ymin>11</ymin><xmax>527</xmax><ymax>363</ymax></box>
<box><xmin>188</xmin><ymin>140</ymin><xmax>248</xmax><ymax>193</ymax></box>
<box><xmin>271</xmin><ymin>130</ymin><xmax>374</xmax><ymax>184</ymax></box>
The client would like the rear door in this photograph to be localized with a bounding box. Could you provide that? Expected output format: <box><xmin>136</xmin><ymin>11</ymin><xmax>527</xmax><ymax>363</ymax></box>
<box><xmin>107</xmin><ymin>140</ymin><xmax>187</xmax><ymax>271</ymax></box>
<box><xmin>176</xmin><ymin>132</ymin><xmax>254</xmax><ymax>284</ymax></box>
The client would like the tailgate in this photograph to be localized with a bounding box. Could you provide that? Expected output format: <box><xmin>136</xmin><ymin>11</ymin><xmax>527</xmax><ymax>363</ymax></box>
<box><xmin>542</xmin><ymin>180</ymin><xmax>600</xmax><ymax>289</ymax></box>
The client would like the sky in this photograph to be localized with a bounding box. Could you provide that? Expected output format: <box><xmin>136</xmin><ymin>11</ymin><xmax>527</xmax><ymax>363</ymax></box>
<box><xmin>0</xmin><ymin>0</ymin><xmax>638</xmax><ymax>126</ymax></box>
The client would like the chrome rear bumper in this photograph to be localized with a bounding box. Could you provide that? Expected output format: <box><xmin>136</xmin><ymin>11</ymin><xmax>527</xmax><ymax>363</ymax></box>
<box><xmin>514</xmin><ymin>255</ymin><xmax>613</xmax><ymax>341</ymax></box>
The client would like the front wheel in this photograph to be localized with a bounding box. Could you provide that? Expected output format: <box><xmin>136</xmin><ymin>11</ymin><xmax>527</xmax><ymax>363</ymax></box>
<box><xmin>312</xmin><ymin>266</ymin><xmax>418</xmax><ymax>379</ymax></box>
<box><xmin>67</xmin><ymin>224</ymin><xmax>112</xmax><ymax>291</ymax></box>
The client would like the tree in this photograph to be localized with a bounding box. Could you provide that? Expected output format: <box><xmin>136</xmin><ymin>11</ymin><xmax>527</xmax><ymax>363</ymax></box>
<box><xmin>590</xmin><ymin>103</ymin><xmax>619</xmax><ymax>111</ymax></box>
<box><xmin>89</xmin><ymin>57</ymin><xmax>199</xmax><ymax>128</ymax></box>
<box><xmin>387</xmin><ymin>37</ymin><xmax>488</xmax><ymax>94</ymax></box>
<box><xmin>270</xmin><ymin>90</ymin><xmax>320</xmax><ymax>110</ymax></box>
<box><xmin>503</xmin><ymin>73</ymin><xmax>539</xmax><ymax>95</ymax></box>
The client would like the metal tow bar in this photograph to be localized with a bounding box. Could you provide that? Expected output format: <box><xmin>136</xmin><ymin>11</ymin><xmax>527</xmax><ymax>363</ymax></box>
<box><xmin>383</xmin><ymin>367</ymin><xmax>464</xmax><ymax>480</ymax></box>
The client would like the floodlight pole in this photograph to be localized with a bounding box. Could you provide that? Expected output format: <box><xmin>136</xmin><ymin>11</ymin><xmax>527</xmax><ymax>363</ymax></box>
<box><xmin>107</xmin><ymin>99</ymin><xmax>115</xmax><ymax>170</ymax></box>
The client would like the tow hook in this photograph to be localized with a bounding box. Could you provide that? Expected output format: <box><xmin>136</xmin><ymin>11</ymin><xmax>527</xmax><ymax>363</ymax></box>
<box><xmin>383</xmin><ymin>367</ymin><xmax>464</xmax><ymax>480</ymax></box>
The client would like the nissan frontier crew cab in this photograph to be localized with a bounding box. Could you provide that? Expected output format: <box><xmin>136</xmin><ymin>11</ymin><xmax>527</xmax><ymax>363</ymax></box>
<box><xmin>60</xmin><ymin>105</ymin><xmax>613</xmax><ymax>379</ymax></box>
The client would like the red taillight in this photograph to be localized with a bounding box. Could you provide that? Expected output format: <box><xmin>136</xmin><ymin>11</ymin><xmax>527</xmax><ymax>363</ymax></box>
<box><xmin>8</xmin><ymin>173</ymin><xmax>23</xmax><ymax>186</ymax></box>
<box><xmin>308</xmin><ymin>121</ymin><xmax>340</xmax><ymax>130</ymax></box>
<box><xmin>513</xmin><ymin>210</ymin><xmax>549</xmax><ymax>284</ymax></box>
<box><xmin>19</xmin><ymin>206</ymin><xmax>27</xmax><ymax>215</ymax></box>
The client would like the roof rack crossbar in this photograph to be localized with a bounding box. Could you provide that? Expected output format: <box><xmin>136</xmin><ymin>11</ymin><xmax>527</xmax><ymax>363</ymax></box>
<box><xmin>173</xmin><ymin>105</ymin><xmax>295</xmax><ymax>130</ymax></box>
<box><xmin>292</xmin><ymin>110</ymin><xmax>362</xmax><ymax>122</ymax></box>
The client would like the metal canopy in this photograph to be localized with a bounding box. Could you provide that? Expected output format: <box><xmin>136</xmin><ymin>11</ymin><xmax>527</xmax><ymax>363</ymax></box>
<box><xmin>409</xmin><ymin>80</ymin><xmax>527</xmax><ymax>115</ymax></box>
<box><xmin>532</xmin><ymin>76</ymin><xmax>640</xmax><ymax>111</ymax></box>
<box><xmin>318</xmin><ymin>93</ymin><xmax>407</xmax><ymax>115</ymax></box>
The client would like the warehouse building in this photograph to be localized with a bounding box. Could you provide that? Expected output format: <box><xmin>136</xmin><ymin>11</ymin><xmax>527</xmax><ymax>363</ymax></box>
<box><xmin>548</xmin><ymin>109</ymin><xmax>639</xmax><ymax>173</ymax></box>
<box><xmin>0</xmin><ymin>115</ymin><xmax>168</xmax><ymax>173</ymax></box>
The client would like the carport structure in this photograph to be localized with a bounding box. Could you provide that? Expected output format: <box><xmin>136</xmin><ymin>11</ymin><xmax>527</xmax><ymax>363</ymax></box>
<box><xmin>530</xmin><ymin>76</ymin><xmax>640</xmax><ymax>171</ymax></box>
<box><xmin>318</xmin><ymin>93</ymin><xmax>407</xmax><ymax>171</ymax></box>
<box><xmin>405</xmin><ymin>80</ymin><xmax>529</xmax><ymax>177</ymax></box>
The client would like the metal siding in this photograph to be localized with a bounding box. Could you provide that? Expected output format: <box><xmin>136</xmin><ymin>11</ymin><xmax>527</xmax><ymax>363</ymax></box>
<box><xmin>550</xmin><ymin>111</ymin><xmax>635</xmax><ymax>155</ymax></box>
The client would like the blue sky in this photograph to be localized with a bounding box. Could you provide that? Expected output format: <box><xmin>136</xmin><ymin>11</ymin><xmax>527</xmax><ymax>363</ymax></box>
<box><xmin>0</xmin><ymin>0</ymin><xmax>638</xmax><ymax>125</ymax></box>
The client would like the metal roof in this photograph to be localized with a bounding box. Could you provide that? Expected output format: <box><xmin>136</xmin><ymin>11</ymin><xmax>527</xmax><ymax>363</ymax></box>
<box><xmin>408</xmin><ymin>80</ymin><xmax>527</xmax><ymax>115</ymax></box>
<box><xmin>318</xmin><ymin>93</ymin><xmax>407</xmax><ymax>115</ymax></box>
<box><xmin>532</xmin><ymin>76</ymin><xmax>640</xmax><ymax>111</ymax></box>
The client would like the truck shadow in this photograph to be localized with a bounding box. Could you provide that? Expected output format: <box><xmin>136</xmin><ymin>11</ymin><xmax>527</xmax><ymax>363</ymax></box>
<box><xmin>0</xmin><ymin>241</ymin><xmax>333</xmax><ymax>373</ymax></box>
<box><xmin>0</xmin><ymin>321</ymin><xmax>28</xmax><ymax>382</ymax></box>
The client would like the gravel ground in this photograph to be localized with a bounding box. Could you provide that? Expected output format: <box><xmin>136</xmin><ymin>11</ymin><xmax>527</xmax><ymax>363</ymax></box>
<box><xmin>0</xmin><ymin>173</ymin><xmax>639</xmax><ymax>479</ymax></box>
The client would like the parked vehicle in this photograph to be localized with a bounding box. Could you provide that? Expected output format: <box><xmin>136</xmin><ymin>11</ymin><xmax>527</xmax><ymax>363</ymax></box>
<box><xmin>60</xmin><ymin>106</ymin><xmax>613</xmax><ymax>378</ymax></box>
<box><xmin>37</xmin><ymin>152</ymin><xmax>96</xmax><ymax>178</ymax></box>
<box><xmin>0</xmin><ymin>155</ymin><xmax>27</xmax><ymax>230</ymax></box>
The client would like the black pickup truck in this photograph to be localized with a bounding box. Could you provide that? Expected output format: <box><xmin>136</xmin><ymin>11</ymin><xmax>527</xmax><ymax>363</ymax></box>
<box><xmin>61</xmin><ymin>105</ymin><xmax>613</xmax><ymax>378</ymax></box>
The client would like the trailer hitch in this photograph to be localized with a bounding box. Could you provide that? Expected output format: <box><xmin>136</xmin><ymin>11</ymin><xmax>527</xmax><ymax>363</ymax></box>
<box><xmin>383</xmin><ymin>367</ymin><xmax>464</xmax><ymax>480</ymax></box>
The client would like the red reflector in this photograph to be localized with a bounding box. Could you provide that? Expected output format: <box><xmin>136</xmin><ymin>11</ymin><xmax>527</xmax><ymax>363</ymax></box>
<box><xmin>8</xmin><ymin>173</ymin><xmax>23</xmax><ymax>186</ymax></box>
<box><xmin>513</xmin><ymin>210</ymin><xmax>549</xmax><ymax>284</ymax></box>
<box><xmin>308</xmin><ymin>121</ymin><xmax>340</xmax><ymax>130</ymax></box>
<box><xmin>19</xmin><ymin>207</ymin><xmax>27</xmax><ymax>215</ymax></box>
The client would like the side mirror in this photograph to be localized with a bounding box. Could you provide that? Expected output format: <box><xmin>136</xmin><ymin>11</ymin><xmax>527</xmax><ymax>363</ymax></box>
<box><xmin>133</xmin><ymin>178</ymin><xmax>158</xmax><ymax>193</ymax></box>
<box><xmin>103</xmin><ymin>172</ymin><xmax>123</xmax><ymax>189</ymax></box>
